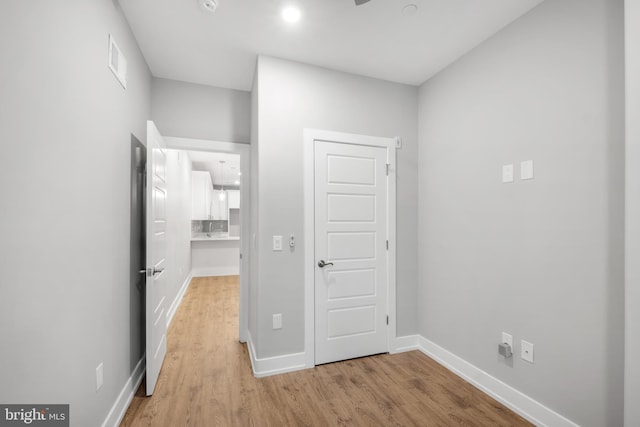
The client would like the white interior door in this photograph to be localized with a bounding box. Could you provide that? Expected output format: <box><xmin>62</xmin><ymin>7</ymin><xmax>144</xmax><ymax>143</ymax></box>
<box><xmin>145</xmin><ymin>121</ymin><xmax>168</xmax><ymax>395</ymax></box>
<box><xmin>314</xmin><ymin>140</ymin><xmax>389</xmax><ymax>365</ymax></box>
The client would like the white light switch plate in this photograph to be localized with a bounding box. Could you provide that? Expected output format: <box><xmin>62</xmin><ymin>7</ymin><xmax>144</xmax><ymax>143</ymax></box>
<box><xmin>521</xmin><ymin>340</ymin><xmax>534</xmax><ymax>363</ymax></box>
<box><xmin>273</xmin><ymin>235</ymin><xmax>282</xmax><ymax>251</ymax></box>
<box><xmin>502</xmin><ymin>164</ymin><xmax>514</xmax><ymax>183</ymax></box>
<box><xmin>521</xmin><ymin>160</ymin><xmax>534</xmax><ymax>180</ymax></box>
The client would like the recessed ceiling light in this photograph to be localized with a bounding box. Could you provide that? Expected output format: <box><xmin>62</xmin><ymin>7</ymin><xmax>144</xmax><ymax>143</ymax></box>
<box><xmin>282</xmin><ymin>6</ymin><xmax>301</xmax><ymax>23</ymax></box>
<box><xmin>199</xmin><ymin>0</ymin><xmax>217</xmax><ymax>13</ymax></box>
<box><xmin>234</xmin><ymin>180</ymin><xmax>240</xmax><ymax>185</ymax></box>
<box><xmin>402</xmin><ymin>4</ymin><xmax>418</xmax><ymax>16</ymax></box>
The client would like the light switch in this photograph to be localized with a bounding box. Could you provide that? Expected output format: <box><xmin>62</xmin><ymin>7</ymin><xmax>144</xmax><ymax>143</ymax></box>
<box><xmin>502</xmin><ymin>164</ymin><xmax>514</xmax><ymax>183</ymax></box>
<box><xmin>273</xmin><ymin>235</ymin><xmax>283</xmax><ymax>251</ymax></box>
<box><xmin>521</xmin><ymin>160</ymin><xmax>534</xmax><ymax>180</ymax></box>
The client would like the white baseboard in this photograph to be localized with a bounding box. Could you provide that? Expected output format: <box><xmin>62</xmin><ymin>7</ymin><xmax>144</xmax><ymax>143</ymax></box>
<box><xmin>391</xmin><ymin>334</ymin><xmax>419</xmax><ymax>353</ymax></box>
<box><xmin>167</xmin><ymin>273</ymin><xmax>192</xmax><ymax>327</ymax></box>
<box><xmin>101</xmin><ymin>355</ymin><xmax>145</xmax><ymax>427</ymax></box>
<box><xmin>246</xmin><ymin>332</ymin><xmax>309</xmax><ymax>378</ymax></box>
<box><xmin>417</xmin><ymin>336</ymin><xmax>578</xmax><ymax>427</ymax></box>
<box><xmin>192</xmin><ymin>267</ymin><xmax>239</xmax><ymax>277</ymax></box>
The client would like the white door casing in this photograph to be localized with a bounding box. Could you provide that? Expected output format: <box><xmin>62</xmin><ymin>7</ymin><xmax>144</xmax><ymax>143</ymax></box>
<box><xmin>304</xmin><ymin>129</ymin><xmax>397</xmax><ymax>367</ymax></box>
<box><xmin>145</xmin><ymin>121</ymin><xmax>168</xmax><ymax>395</ymax></box>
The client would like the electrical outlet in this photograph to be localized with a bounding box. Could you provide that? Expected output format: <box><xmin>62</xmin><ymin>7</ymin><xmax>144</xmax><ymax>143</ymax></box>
<box><xmin>501</xmin><ymin>332</ymin><xmax>513</xmax><ymax>348</ymax></box>
<box><xmin>96</xmin><ymin>363</ymin><xmax>104</xmax><ymax>391</ymax></box>
<box><xmin>272</xmin><ymin>313</ymin><xmax>282</xmax><ymax>330</ymax></box>
<box><xmin>521</xmin><ymin>340</ymin><xmax>534</xmax><ymax>363</ymax></box>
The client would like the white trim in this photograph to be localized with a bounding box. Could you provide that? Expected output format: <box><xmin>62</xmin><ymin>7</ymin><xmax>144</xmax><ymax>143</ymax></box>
<box><xmin>246</xmin><ymin>331</ymin><xmax>308</xmax><ymax>378</ymax></box>
<box><xmin>416</xmin><ymin>337</ymin><xmax>579</xmax><ymax>427</ymax></box>
<box><xmin>101</xmin><ymin>355</ymin><xmax>145</xmax><ymax>427</ymax></box>
<box><xmin>164</xmin><ymin>136</ymin><xmax>250</xmax><ymax>343</ymax></box>
<box><xmin>303</xmin><ymin>128</ymin><xmax>397</xmax><ymax>368</ymax></box>
<box><xmin>391</xmin><ymin>334</ymin><xmax>419</xmax><ymax>353</ymax></box>
<box><xmin>166</xmin><ymin>273</ymin><xmax>192</xmax><ymax>327</ymax></box>
<box><xmin>191</xmin><ymin>267</ymin><xmax>239</xmax><ymax>277</ymax></box>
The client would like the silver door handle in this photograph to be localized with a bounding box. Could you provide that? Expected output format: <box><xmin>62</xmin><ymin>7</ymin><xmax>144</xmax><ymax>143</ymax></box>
<box><xmin>318</xmin><ymin>260</ymin><xmax>334</xmax><ymax>268</ymax></box>
<box><xmin>139</xmin><ymin>267</ymin><xmax>164</xmax><ymax>276</ymax></box>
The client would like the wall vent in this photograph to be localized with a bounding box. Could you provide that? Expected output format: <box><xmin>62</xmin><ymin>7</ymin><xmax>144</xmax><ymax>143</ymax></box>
<box><xmin>108</xmin><ymin>34</ymin><xmax>127</xmax><ymax>89</ymax></box>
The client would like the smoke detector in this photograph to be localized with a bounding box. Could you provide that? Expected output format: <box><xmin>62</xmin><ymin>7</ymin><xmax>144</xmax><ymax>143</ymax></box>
<box><xmin>199</xmin><ymin>0</ymin><xmax>218</xmax><ymax>13</ymax></box>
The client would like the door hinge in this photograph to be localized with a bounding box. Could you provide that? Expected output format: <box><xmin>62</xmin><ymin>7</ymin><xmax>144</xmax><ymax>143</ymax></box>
<box><xmin>386</xmin><ymin>163</ymin><xmax>390</xmax><ymax>176</ymax></box>
<box><xmin>386</xmin><ymin>315</ymin><xmax>389</xmax><ymax>325</ymax></box>
<box><xmin>386</xmin><ymin>240</ymin><xmax>389</xmax><ymax>250</ymax></box>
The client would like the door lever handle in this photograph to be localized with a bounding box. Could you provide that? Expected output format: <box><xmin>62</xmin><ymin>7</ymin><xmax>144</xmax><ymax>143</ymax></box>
<box><xmin>318</xmin><ymin>260</ymin><xmax>334</xmax><ymax>268</ymax></box>
<box><xmin>140</xmin><ymin>267</ymin><xmax>164</xmax><ymax>276</ymax></box>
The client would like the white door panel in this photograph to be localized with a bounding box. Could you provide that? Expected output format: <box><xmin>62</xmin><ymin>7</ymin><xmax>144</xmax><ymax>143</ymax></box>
<box><xmin>327</xmin><ymin>194</ymin><xmax>376</xmax><ymax>222</ymax></box>
<box><xmin>327</xmin><ymin>155</ymin><xmax>376</xmax><ymax>185</ymax></box>
<box><xmin>326</xmin><ymin>269</ymin><xmax>376</xmax><ymax>300</ymax></box>
<box><xmin>315</xmin><ymin>140</ymin><xmax>388</xmax><ymax>365</ymax></box>
<box><xmin>327</xmin><ymin>232</ymin><xmax>376</xmax><ymax>260</ymax></box>
<box><xmin>145</xmin><ymin>121</ymin><xmax>168</xmax><ymax>395</ymax></box>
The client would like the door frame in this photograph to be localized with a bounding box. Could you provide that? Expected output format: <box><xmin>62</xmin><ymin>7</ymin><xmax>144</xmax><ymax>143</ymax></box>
<box><xmin>303</xmin><ymin>129</ymin><xmax>397</xmax><ymax>368</ymax></box>
<box><xmin>164</xmin><ymin>136</ymin><xmax>250</xmax><ymax>343</ymax></box>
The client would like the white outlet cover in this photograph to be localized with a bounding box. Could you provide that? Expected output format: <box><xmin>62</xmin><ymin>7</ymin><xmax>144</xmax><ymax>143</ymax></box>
<box><xmin>502</xmin><ymin>332</ymin><xmax>513</xmax><ymax>348</ymax></box>
<box><xmin>502</xmin><ymin>164</ymin><xmax>514</xmax><ymax>183</ymax></box>
<box><xmin>272</xmin><ymin>313</ymin><xmax>282</xmax><ymax>330</ymax></box>
<box><xmin>521</xmin><ymin>340</ymin><xmax>534</xmax><ymax>363</ymax></box>
<box><xmin>96</xmin><ymin>363</ymin><xmax>104</xmax><ymax>391</ymax></box>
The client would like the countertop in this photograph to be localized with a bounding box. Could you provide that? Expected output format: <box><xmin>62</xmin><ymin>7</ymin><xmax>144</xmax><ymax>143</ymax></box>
<box><xmin>191</xmin><ymin>233</ymin><xmax>240</xmax><ymax>242</ymax></box>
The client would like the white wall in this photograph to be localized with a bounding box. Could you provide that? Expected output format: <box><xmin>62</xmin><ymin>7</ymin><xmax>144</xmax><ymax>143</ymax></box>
<box><xmin>151</xmin><ymin>78</ymin><xmax>251</xmax><ymax>143</ymax></box>
<box><xmin>165</xmin><ymin>150</ymin><xmax>193</xmax><ymax>311</ymax></box>
<box><xmin>0</xmin><ymin>1</ymin><xmax>152</xmax><ymax>425</ymax></box>
<box><xmin>417</xmin><ymin>0</ymin><xmax>624</xmax><ymax>425</ymax></box>
<box><xmin>625</xmin><ymin>1</ymin><xmax>640</xmax><ymax>425</ymax></box>
<box><xmin>253</xmin><ymin>56</ymin><xmax>419</xmax><ymax>358</ymax></box>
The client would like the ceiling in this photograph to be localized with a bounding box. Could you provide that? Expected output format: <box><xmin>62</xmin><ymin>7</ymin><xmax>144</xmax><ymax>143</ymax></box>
<box><xmin>120</xmin><ymin>0</ymin><xmax>543</xmax><ymax>92</ymax></box>
<box><xmin>187</xmin><ymin>151</ymin><xmax>241</xmax><ymax>187</ymax></box>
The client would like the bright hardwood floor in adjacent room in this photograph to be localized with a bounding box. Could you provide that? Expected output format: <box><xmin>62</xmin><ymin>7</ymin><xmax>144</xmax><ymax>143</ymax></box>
<box><xmin>120</xmin><ymin>276</ymin><xmax>532</xmax><ymax>426</ymax></box>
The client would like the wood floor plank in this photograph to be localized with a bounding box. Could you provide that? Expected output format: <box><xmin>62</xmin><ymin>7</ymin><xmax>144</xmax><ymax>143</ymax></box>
<box><xmin>120</xmin><ymin>276</ymin><xmax>533</xmax><ymax>427</ymax></box>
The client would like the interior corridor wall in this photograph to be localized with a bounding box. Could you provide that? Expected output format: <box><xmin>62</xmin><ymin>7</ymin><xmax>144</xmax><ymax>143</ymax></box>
<box><xmin>417</xmin><ymin>0</ymin><xmax>624</xmax><ymax>425</ymax></box>
<box><xmin>0</xmin><ymin>1</ymin><xmax>152</xmax><ymax>426</ymax></box>
<box><xmin>253</xmin><ymin>56</ymin><xmax>419</xmax><ymax>358</ymax></box>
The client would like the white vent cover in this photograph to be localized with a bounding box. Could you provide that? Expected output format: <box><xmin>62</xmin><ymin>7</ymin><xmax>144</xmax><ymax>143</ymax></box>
<box><xmin>108</xmin><ymin>34</ymin><xmax>127</xmax><ymax>89</ymax></box>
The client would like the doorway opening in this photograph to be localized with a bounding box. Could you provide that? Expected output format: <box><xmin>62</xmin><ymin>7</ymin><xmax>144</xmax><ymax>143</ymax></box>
<box><xmin>165</xmin><ymin>137</ymin><xmax>250</xmax><ymax>343</ymax></box>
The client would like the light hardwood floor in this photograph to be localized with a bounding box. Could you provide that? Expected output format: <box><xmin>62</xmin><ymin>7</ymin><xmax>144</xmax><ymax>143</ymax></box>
<box><xmin>120</xmin><ymin>276</ymin><xmax>532</xmax><ymax>426</ymax></box>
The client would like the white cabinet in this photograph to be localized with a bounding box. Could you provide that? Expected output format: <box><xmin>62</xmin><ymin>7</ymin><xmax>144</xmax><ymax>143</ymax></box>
<box><xmin>211</xmin><ymin>191</ymin><xmax>228</xmax><ymax>220</ymax></box>
<box><xmin>228</xmin><ymin>190</ymin><xmax>240</xmax><ymax>209</ymax></box>
<box><xmin>192</xmin><ymin>171</ymin><xmax>214</xmax><ymax>220</ymax></box>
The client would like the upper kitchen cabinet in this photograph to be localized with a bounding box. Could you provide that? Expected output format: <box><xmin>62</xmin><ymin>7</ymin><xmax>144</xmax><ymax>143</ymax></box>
<box><xmin>211</xmin><ymin>190</ymin><xmax>228</xmax><ymax>220</ymax></box>
<box><xmin>228</xmin><ymin>190</ymin><xmax>240</xmax><ymax>210</ymax></box>
<box><xmin>192</xmin><ymin>171</ymin><xmax>214</xmax><ymax>220</ymax></box>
